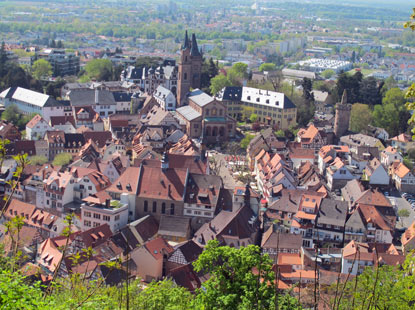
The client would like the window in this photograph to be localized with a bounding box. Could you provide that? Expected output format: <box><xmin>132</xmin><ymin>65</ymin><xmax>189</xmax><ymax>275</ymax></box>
<box><xmin>84</xmin><ymin>220</ymin><xmax>91</xmax><ymax>227</ymax></box>
<box><xmin>205</xmin><ymin>109</ymin><xmax>209</xmax><ymax>116</ymax></box>
<box><xmin>88</xmin><ymin>186</ymin><xmax>92</xmax><ymax>190</ymax></box>
<box><xmin>93</xmin><ymin>222</ymin><xmax>100</xmax><ymax>228</ymax></box>
<box><xmin>152</xmin><ymin>201</ymin><xmax>157</xmax><ymax>213</ymax></box>
<box><xmin>103</xmin><ymin>215</ymin><xmax>110</xmax><ymax>221</ymax></box>
<box><xmin>144</xmin><ymin>200</ymin><xmax>148</xmax><ymax>212</ymax></box>
<box><xmin>162</xmin><ymin>203</ymin><xmax>166</xmax><ymax>214</ymax></box>
<box><xmin>184</xmin><ymin>73</ymin><xmax>187</xmax><ymax>80</ymax></box>
<box><xmin>84</xmin><ymin>211</ymin><xmax>91</xmax><ymax>218</ymax></box>
<box><xmin>170</xmin><ymin>203</ymin><xmax>175</xmax><ymax>215</ymax></box>
<box><xmin>93</xmin><ymin>213</ymin><xmax>101</xmax><ymax>219</ymax></box>
<box><xmin>115</xmin><ymin>215</ymin><xmax>120</xmax><ymax>221</ymax></box>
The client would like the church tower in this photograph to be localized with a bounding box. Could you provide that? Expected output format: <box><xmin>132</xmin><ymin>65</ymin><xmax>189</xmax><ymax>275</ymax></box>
<box><xmin>334</xmin><ymin>89</ymin><xmax>351</xmax><ymax>139</ymax></box>
<box><xmin>177</xmin><ymin>31</ymin><xmax>202</xmax><ymax>106</ymax></box>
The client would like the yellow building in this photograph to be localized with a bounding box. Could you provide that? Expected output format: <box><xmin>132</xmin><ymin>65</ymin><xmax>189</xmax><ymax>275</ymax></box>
<box><xmin>217</xmin><ymin>86</ymin><xmax>297</xmax><ymax>130</ymax></box>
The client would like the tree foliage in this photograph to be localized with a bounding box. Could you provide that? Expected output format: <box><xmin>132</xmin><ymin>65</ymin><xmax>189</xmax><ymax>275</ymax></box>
<box><xmin>321</xmin><ymin>69</ymin><xmax>335</xmax><ymax>79</ymax></box>
<box><xmin>31</xmin><ymin>59</ymin><xmax>52</xmax><ymax>80</ymax></box>
<box><xmin>337</xmin><ymin>254</ymin><xmax>415</xmax><ymax>310</ymax></box>
<box><xmin>259</xmin><ymin>63</ymin><xmax>276</xmax><ymax>72</ymax></box>
<box><xmin>210</xmin><ymin>73</ymin><xmax>231</xmax><ymax>95</ymax></box>
<box><xmin>240</xmin><ymin>134</ymin><xmax>255</xmax><ymax>149</ymax></box>
<box><xmin>1</xmin><ymin>105</ymin><xmax>38</xmax><ymax>131</ymax></box>
<box><xmin>29</xmin><ymin>155</ymin><xmax>48</xmax><ymax>166</ymax></box>
<box><xmin>52</xmin><ymin>153</ymin><xmax>72</xmax><ymax>166</ymax></box>
<box><xmin>373</xmin><ymin>88</ymin><xmax>410</xmax><ymax>136</ymax></box>
<box><xmin>350</xmin><ymin>103</ymin><xmax>372</xmax><ymax>133</ymax></box>
<box><xmin>192</xmin><ymin>240</ymin><xmax>301</xmax><ymax>310</ymax></box>
<box><xmin>84</xmin><ymin>59</ymin><xmax>113</xmax><ymax>81</ymax></box>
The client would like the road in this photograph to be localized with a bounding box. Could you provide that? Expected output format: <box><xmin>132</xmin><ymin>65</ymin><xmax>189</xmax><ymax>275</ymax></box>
<box><xmin>208</xmin><ymin>151</ymin><xmax>236</xmax><ymax>190</ymax></box>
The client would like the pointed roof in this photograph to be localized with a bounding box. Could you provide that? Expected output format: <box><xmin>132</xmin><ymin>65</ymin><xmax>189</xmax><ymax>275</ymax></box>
<box><xmin>190</xmin><ymin>33</ymin><xmax>201</xmax><ymax>57</ymax></box>
<box><xmin>182</xmin><ymin>30</ymin><xmax>190</xmax><ymax>50</ymax></box>
<box><xmin>341</xmin><ymin>89</ymin><xmax>347</xmax><ymax>105</ymax></box>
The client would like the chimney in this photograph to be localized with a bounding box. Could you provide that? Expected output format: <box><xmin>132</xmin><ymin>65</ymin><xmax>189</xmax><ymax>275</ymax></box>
<box><xmin>95</xmin><ymin>88</ymin><xmax>99</xmax><ymax>105</ymax></box>
<box><xmin>105</xmin><ymin>199</ymin><xmax>110</xmax><ymax>208</ymax></box>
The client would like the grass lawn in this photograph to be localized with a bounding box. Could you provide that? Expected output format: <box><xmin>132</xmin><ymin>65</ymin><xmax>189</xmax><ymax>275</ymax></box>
<box><xmin>347</xmin><ymin>68</ymin><xmax>376</xmax><ymax>76</ymax></box>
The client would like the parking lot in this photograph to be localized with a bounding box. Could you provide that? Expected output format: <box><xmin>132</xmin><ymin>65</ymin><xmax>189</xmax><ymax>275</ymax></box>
<box><xmin>393</xmin><ymin>194</ymin><xmax>415</xmax><ymax>229</ymax></box>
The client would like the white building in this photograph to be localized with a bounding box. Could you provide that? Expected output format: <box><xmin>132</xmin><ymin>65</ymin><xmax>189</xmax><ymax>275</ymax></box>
<box><xmin>0</xmin><ymin>87</ymin><xmax>63</xmax><ymax>119</ymax></box>
<box><xmin>26</xmin><ymin>115</ymin><xmax>52</xmax><ymax>140</ymax></box>
<box><xmin>43</xmin><ymin>170</ymin><xmax>75</xmax><ymax>211</ymax></box>
<box><xmin>153</xmin><ymin>85</ymin><xmax>176</xmax><ymax>111</ymax></box>
<box><xmin>363</xmin><ymin>158</ymin><xmax>389</xmax><ymax>186</ymax></box>
<box><xmin>380</xmin><ymin>146</ymin><xmax>403</xmax><ymax>167</ymax></box>
<box><xmin>298</xmin><ymin>58</ymin><xmax>352</xmax><ymax>73</ymax></box>
<box><xmin>81</xmin><ymin>197</ymin><xmax>128</xmax><ymax>232</ymax></box>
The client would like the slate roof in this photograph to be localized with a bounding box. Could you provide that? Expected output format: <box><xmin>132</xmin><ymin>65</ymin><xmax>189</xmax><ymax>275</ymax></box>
<box><xmin>317</xmin><ymin>199</ymin><xmax>348</xmax><ymax>227</ymax></box>
<box><xmin>176</xmin><ymin>106</ymin><xmax>202</xmax><ymax>121</ymax></box>
<box><xmin>188</xmin><ymin>89</ymin><xmax>214</xmax><ymax>107</ymax></box>
<box><xmin>193</xmin><ymin>205</ymin><xmax>258</xmax><ymax>246</ymax></box>
<box><xmin>112</xmin><ymin>92</ymin><xmax>133</xmax><ymax>102</ymax></box>
<box><xmin>220</xmin><ymin>86</ymin><xmax>243</xmax><ymax>101</ymax></box>
<box><xmin>261</xmin><ymin>226</ymin><xmax>302</xmax><ymax>250</ymax></box>
<box><xmin>69</xmin><ymin>89</ymin><xmax>116</xmax><ymax>106</ymax></box>
<box><xmin>158</xmin><ymin>215</ymin><xmax>191</xmax><ymax>238</ymax></box>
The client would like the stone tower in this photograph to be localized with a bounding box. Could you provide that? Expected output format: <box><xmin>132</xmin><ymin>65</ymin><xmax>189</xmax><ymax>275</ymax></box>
<box><xmin>177</xmin><ymin>31</ymin><xmax>203</xmax><ymax>106</ymax></box>
<box><xmin>334</xmin><ymin>89</ymin><xmax>351</xmax><ymax>139</ymax></box>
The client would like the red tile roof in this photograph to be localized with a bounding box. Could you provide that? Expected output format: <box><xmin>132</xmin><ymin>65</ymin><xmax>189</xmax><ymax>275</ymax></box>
<box><xmin>144</xmin><ymin>237</ymin><xmax>174</xmax><ymax>260</ymax></box>
<box><xmin>137</xmin><ymin>166</ymin><xmax>187</xmax><ymax>201</ymax></box>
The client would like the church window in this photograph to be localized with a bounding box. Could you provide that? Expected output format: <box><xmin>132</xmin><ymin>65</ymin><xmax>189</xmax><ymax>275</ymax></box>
<box><xmin>184</xmin><ymin>73</ymin><xmax>187</xmax><ymax>80</ymax></box>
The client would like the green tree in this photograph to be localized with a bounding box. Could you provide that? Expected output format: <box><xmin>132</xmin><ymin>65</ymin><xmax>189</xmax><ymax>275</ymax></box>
<box><xmin>85</xmin><ymin>59</ymin><xmax>113</xmax><ymax>81</ymax></box>
<box><xmin>321</xmin><ymin>69</ymin><xmax>335</xmax><ymax>79</ymax></box>
<box><xmin>201</xmin><ymin>58</ymin><xmax>219</xmax><ymax>94</ymax></box>
<box><xmin>52</xmin><ymin>153</ymin><xmax>72</xmax><ymax>166</ymax></box>
<box><xmin>240</xmin><ymin>134</ymin><xmax>255</xmax><ymax>149</ymax></box>
<box><xmin>338</xmin><ymin>254</ymin><xmax>415</xmax><ymax>310</ymax></box>
<box><xmin>275</xmin><ymin>129</ymin><xmax>285</xmax><ymax>137</ymax></box>
<box><xmin>29</xmin><ymin>155</ymin><xmax>48</xmax><ymax>165</ymax></box>
<box><xmin>398</xmin><ymin>208</ymin><xmax>410</xmax><ymax>225</ymax></box>
<box><xmin>192</xmin><ymin>240</ymin><xmax>301</xmax><ymax>310</ymax></box>
<box><xmin>242</xmin><ymin>106</ymin><xmax>254</xmax><ymax>121</ymax></box>
<box><xmin>374</xmin><ymin>88</ymin><xmax>410</xmax><ymax>136</ymax></box>
<box><xmin>31</xmin><ymin>59</ymin><xmax>52</xmax><ymax>80</ymax></box>
<box><xmin>135</xmin><ymin>56</ymin><xmax>162</xmax><ymax>68</ymax></box>
<box><xmin>350</xmin><ymin>103</ymin><xmax>372</xmax><ymax>133</ymax></box>
<box><xmin>259</xmin><ymin>63</ymin><xmax>276</xmax><ymax>72</ymax></box>
<box><xmin>228</xmin><ymin>62</ymin><xmax>248</xmax><ymax>85</ymax></box>
<box><xmin>360</xmin><ymin>76</ymin><xmax>382</xmax><ymax>106</ymax></box>
<box><xmin>1</xmin><ymin>105</ymin><xmax>20</xmax><ymax>124</ymax></box>
<box><xmin>132</xmin><ymin>280</ymin><xmax>193</xmax><ymax>309</ymax></box>
<box><xmin>210</xmin><ymin>74</ymin><xmax>231</xmax><ymax>95</ymax></box>
<box><xmin>249</xmin><ymin>113</ymin><xmax>258</xmax><ymax>123</ymax></box>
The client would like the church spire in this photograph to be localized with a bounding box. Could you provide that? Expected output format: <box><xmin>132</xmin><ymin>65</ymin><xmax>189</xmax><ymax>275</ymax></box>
<box><xmin>182</xmin><ymin>30</ymin><xmax>190</xmax><ymax>50</ymax></box>
<box><xmin>190</xmin><ymin>33</ymin><xmax>201</xmax><ymax>57</ymax></box>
